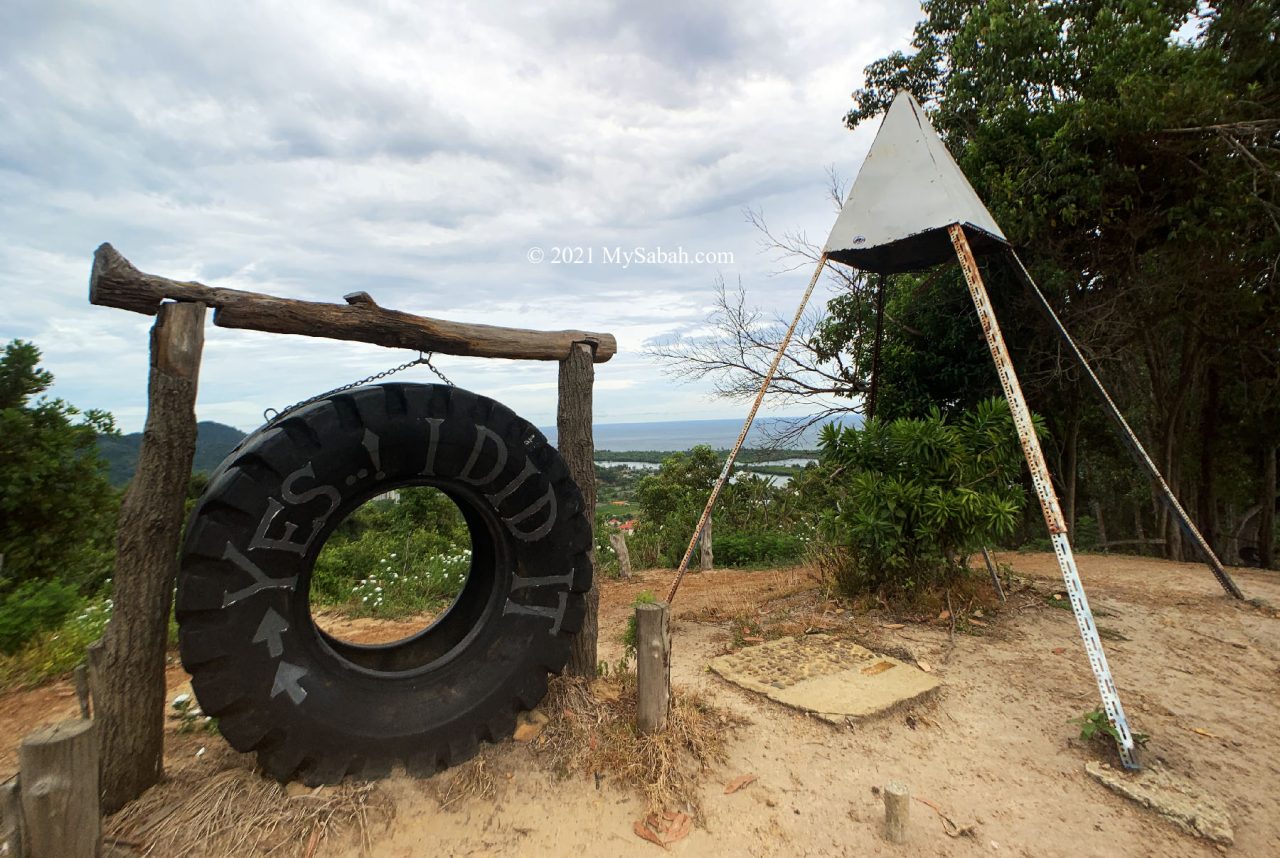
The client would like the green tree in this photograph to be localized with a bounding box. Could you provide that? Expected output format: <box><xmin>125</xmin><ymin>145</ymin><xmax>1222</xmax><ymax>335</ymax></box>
<box><xmin>0</xmin><ymin>340</ymin><xmax>121</xmax><ymax>650</ymax></box>
<box><xmin>838</xmin><ymin>0</ymin><xmax>1279</xmax><ymax>561</ymax></box>
<box><xmin>633</xmin><ymin>446</ymin><xmax>809</xmax><ymax>568</ymax></box>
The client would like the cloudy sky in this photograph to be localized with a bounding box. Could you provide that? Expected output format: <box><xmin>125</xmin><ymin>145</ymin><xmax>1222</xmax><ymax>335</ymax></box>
<box><xmin>0</xmin><ymin>0</ymin><xmax>921</xmax><ymax>435</ymax></box>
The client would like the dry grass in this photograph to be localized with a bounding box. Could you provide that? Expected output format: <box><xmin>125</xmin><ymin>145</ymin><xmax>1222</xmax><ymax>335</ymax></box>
<box><xmin>529</xmin><ymin>672</ymin><xmax>744</xmax><ymax>818</ymax></box>
<box><xmin>436</xmin><ymin>754</ymin><xmax>497</xmax><ymax>809</ymax></box>
<box><xmin>105</xmin><ymin>735</ymin><xmax>394</xmax><ymax>856</ymax></box>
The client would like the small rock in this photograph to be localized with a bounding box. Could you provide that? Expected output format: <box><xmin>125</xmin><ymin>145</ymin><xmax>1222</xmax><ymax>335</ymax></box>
<box><xmin>514</xmin><ymin>708</ymin><xmax>550</xmax><ymax>742</ymax></box>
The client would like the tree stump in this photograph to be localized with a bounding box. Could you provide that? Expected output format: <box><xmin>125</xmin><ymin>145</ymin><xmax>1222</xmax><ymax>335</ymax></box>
<box><xmin>18</xmin><ymin>720</ymin><xmax>100</xmax><ymax>857</ymax></box>
<box><xmin>883</xmin><ymin>781</ymin><xmax>909</xmax><ymax>844</ymax></box>
<box><xmin>559</xmin><ymin>341</ymin><xmax>598</xmax><ymax>677</ymax></box>
<box><xmin>91</xmin><ymin>300</ymin><xmax>206</xmax><ymax>813</ymax></box>
<box><xmin>635</xmin><ymin>602</ymin><xmax>671</xmax><ymax>734</ymax></box>
<box><xmin>609</xmin><ymin>532</ymin><xmax>632</xmax><ymax>579</ymax></box>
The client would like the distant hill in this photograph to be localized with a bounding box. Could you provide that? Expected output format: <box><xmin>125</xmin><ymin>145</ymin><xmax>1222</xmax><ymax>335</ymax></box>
<box><xmin>98</xmin><ymin>421</ymin><xmax>246</xmax><ymax>487</ymax></box>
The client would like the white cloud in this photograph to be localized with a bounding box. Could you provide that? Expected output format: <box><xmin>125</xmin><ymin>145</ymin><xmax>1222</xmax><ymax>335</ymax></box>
<box><xmin>0</xmin><ymin>0</ymin><xmax>920</xmax><ymax>435</ymax></box>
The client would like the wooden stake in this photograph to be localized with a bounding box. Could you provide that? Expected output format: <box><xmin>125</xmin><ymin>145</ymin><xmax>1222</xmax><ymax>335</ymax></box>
<box><xmin>609</xmin><ymin>532</ymin><xmax>632</xmax><ymax>579</ymax></box>
<box><xmin>559</xmin><ymin>341</ymin><xmax>599</xmax><ymax>678</ymax></box>
<box><xmin>635</xmin><ymin>602</ymin><xmax>671</xmax><ymax>734</ymax></box>
<box><xmin>90</xmin><ymin>243</ymin><xmax>616</xmax><ymax>363</ymax></box>
<box><xmin>91</xmin><ymin>300</ymin><xmax>206</xmax><ymax>813</ymax></box>
<box><xmin>18</xmin><ymin>720</ymin><xmax>100</xmax><ymax>858</ymax></box>
<box><xmin>698</xmin><ymin>516</ymin><xmax>713</xmax><ymax>572</ymax></box>
<box><xmin>980</xmin><ymin>547</ymin><xmax>1005</xmax><ymax>602</ymax></box>
<box><xmin>883</xmin><ymin>781</ymin><xmax>909</xmax><ymax>843</ymax></box>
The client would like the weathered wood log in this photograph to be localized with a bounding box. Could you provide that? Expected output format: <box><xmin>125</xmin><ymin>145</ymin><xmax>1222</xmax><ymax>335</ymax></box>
<box><xmin>609</xmin><ymin>532</ymin><xmax>632</xmax><ymax>579</ymax></box>
<box><xmin>1</xmin><ymin>776</ymin><xmax>22</xmax><ymax>858</ymax></box>
<box><xmin>91</xmin><ymin>301</ymin><xmax>205</xmax><ymax>814</ymax></box>
<box><xmin>698</xmin><ymin>516</ymin><xmax>713</xmax><ymax>572</ymax></box>
<box><xmin>18</xmin><ymin>720</ymin><xmax>100</xmax><ymax>857</ymax></box>
<box><xmin>635</xmin><ymin>602</ymin><xmax>671</xmax><ymax>734</ymax></box>
<box><xmin>559</xmin><ymin>342</ymin><xmax>599</xmax><ymax>677</ymax></box>
<box><xmin>883</xmin><ymin>781</ymin><xmax>909</xmax><ymax>844</ymax></box>
<box><xmin>89</xmin><ymin>243</ymin><xmax>617</xmax><ymax>362</ymax></box>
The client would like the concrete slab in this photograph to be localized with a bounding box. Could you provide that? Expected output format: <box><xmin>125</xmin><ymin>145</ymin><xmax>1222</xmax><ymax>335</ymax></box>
<box><xmin>1085</xmin><ymin>761</ymin><xmax>1233</xmax><ymax>845</ymax></box>
<box><xmin>708</xmin><ymin>634</ymin><xmax>940</xmax><ymax>724</ymax></box>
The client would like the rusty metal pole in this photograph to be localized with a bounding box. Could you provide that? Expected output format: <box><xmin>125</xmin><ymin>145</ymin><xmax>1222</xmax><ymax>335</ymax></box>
<box><xmin>949</xmin><ymin>225</ymin><xmax>1138</xmax><ymax>769</ymax></box>
<box><xmin>665</xmin><ymin>256</ymin><xmax>829</xmax><ymax>604</ymax></box>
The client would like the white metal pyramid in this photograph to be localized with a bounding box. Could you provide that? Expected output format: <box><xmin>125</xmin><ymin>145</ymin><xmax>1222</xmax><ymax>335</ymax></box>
<box><xmin>824</xmin><ymin>91</ymin><xmax>1008</xmax><ymax>274</ymax></box>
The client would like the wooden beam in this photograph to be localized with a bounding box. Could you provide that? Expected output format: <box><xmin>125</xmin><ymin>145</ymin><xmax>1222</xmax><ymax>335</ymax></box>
<box><xmin>91</xmin><ymin>301</ymin><xmax>205</xmax><ymax>813</ymax></box>
<box><xmin>89</xmin><ymin>243</ymin><xmax>617</xmax><ymax>363</ymax></box>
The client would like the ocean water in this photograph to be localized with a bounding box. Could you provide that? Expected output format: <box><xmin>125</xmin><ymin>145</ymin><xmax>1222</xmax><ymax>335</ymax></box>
<box><xmin>540</xmin><ymin>415</ymin><xmax>857</xmax><ymax>452</ymax></box>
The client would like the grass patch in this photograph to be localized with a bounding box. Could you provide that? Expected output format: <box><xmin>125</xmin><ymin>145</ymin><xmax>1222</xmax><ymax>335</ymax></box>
<box><xmin>0</xmin><ymin>595</ymin><xmax>181</xmax><ymax>692</ymax></box>
<box><xmin>531</xmin><ymin>673</ymin><xmax>744</xmax><ymax>818</ymax></box>
<box><xmin>0</xmin><ymin>596</ymin><xmax>111</xmax><ymax>691</ymax></box>
<box><xmin>1045</xmin><ymin>593</ymin><xmax>1113</xmax><ymax>617</ymax></box>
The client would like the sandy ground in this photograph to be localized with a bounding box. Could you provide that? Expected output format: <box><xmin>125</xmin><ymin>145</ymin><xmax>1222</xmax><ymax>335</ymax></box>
<box><xmin>3</xmin><ymin>553</ymin><xmax>1278</xmax><ymax>856</ymax></box>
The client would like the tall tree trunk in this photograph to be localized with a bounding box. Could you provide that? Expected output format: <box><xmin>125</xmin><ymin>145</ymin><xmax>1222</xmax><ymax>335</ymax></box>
<box><xmin>90</xmin><ymin>302</ymin><xmax>205</xmax><ymax>813</ymax></box>
<box><xmin>1063</xmin><ymin>416</ymin><xmax>1080</xmax><ymax>536</ymax></box>
<box><xmin>558</xmin><ymin>342</ymin><xmax>598</xmax><ymax>677</ymax></box>
<box><xmin>1261</xmin><ymin>445</ymin><xmax>1276</xmax><ymax>570</ymax></box>
<box><xmin>1197</xmin><ymin>368</ymin><xmax>1221</xmax><ymax>556</ymax></box>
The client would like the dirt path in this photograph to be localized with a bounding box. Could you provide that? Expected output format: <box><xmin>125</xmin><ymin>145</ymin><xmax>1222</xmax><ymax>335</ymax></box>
<box><xmin>349</xmin><ymin>553</ymin><xmax>1280</xmax><ymax>857</ymax></box>
<box><xmin>3</xmin><ymin>553</ymin><xmax>1277</xmax><ymax>856</ymax></box>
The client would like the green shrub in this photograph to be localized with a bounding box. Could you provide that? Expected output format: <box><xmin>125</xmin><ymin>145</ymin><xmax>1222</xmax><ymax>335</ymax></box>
<box><xmin>0</xmin><ymin>595</ymin><xmax>112</xmax><ymax>690</ymax></box>
<box><xmin>811</xmin><ymin>398</ymin><xmax>1030</xmax><ymax>596</ymax></box>
<box><xmin>713</xmin><ymin>531</ymin><xmax>805</xmax><ymax>567</ymax></box>
<box><xmin>310</xmin><ymin>488</ymin><xmax>471</xmax><ymax>618</ymax></box>
<box><xmin>0</xmin><ymin>579</ymin><xmax>81</xmax><ymax>654</ymax></box>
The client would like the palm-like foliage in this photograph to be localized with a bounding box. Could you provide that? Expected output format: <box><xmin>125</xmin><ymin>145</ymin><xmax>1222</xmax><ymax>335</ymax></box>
<box><xmin>814</xmin><ymin>398</ymin><xmax>1034</xmax><ymax>594</ymax></box>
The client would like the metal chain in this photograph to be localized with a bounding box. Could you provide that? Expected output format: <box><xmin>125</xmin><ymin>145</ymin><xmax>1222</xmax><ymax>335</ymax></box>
<box><xmin>262</xmin><ymin>351</ymin><xmax>453</xmax><ymax>425</ymax></box>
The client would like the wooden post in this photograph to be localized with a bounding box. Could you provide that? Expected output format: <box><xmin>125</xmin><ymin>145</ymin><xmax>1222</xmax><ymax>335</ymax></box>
<box><xmin>558</xmin><ymin>341</ymin><xmax>598</xmax><ymax>677</ymax></box>
<box><xmin>698</xmin><ymin>517</ymin><xmax>713</xmax><ymax>572</ymax></box>
<box><xmin>72</xmin><ymin>665</ymin><xmax>90</xmax><ymax>720</ymax></box>
<box><xmin>91</xmin><ymin>301</ymin><xmax>205</xmax><ymax>813</ymax></box>
<box><xmin>1</xmin><ymin>777</ymin><xmax>21</xmax><ymax>858</ymax></box>
<box><xmin>635</xmin><ymin>602</ymin><xmax>671</xmax><ymax>734</ymax></box>
<box><xmin>883</xmin><ymin>781</ymin><xmax>909</xmax><ymax>844</ymax></box>
<box><xmin>18</xmin><ymin>720</ymin><xmax>100</xmax><ymax>857</ymax></box>
<box><xmin>609</xmin><ymin>532</ymin><xmax>632</xmax><ymax>579</ymax></box>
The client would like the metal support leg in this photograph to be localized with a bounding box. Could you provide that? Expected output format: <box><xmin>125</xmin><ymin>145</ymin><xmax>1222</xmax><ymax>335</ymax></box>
<box><xmin>950</xmin><ymin>225</ymin><xmax>1138</xmax><ymax>769</ymax></box>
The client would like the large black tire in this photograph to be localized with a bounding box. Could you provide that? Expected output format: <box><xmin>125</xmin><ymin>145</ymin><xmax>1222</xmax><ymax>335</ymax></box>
<box><xmin>176</xmin><ymin>383</ymin><xmax>592</xmax><ymax>785</ymax></box>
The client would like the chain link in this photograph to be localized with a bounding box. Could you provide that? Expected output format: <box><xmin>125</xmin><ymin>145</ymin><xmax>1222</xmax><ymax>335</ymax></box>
<box><xmin>262</xmin><ymin>352</ymin><xmax>453</xmax><ymax>425</ymax></box>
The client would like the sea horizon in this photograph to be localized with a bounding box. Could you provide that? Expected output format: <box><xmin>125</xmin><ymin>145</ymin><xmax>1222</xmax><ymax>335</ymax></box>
<box><xmin>540</xmin><ymin>414</ymin><xmax>858</xmax><ymax>452</ymax></box>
